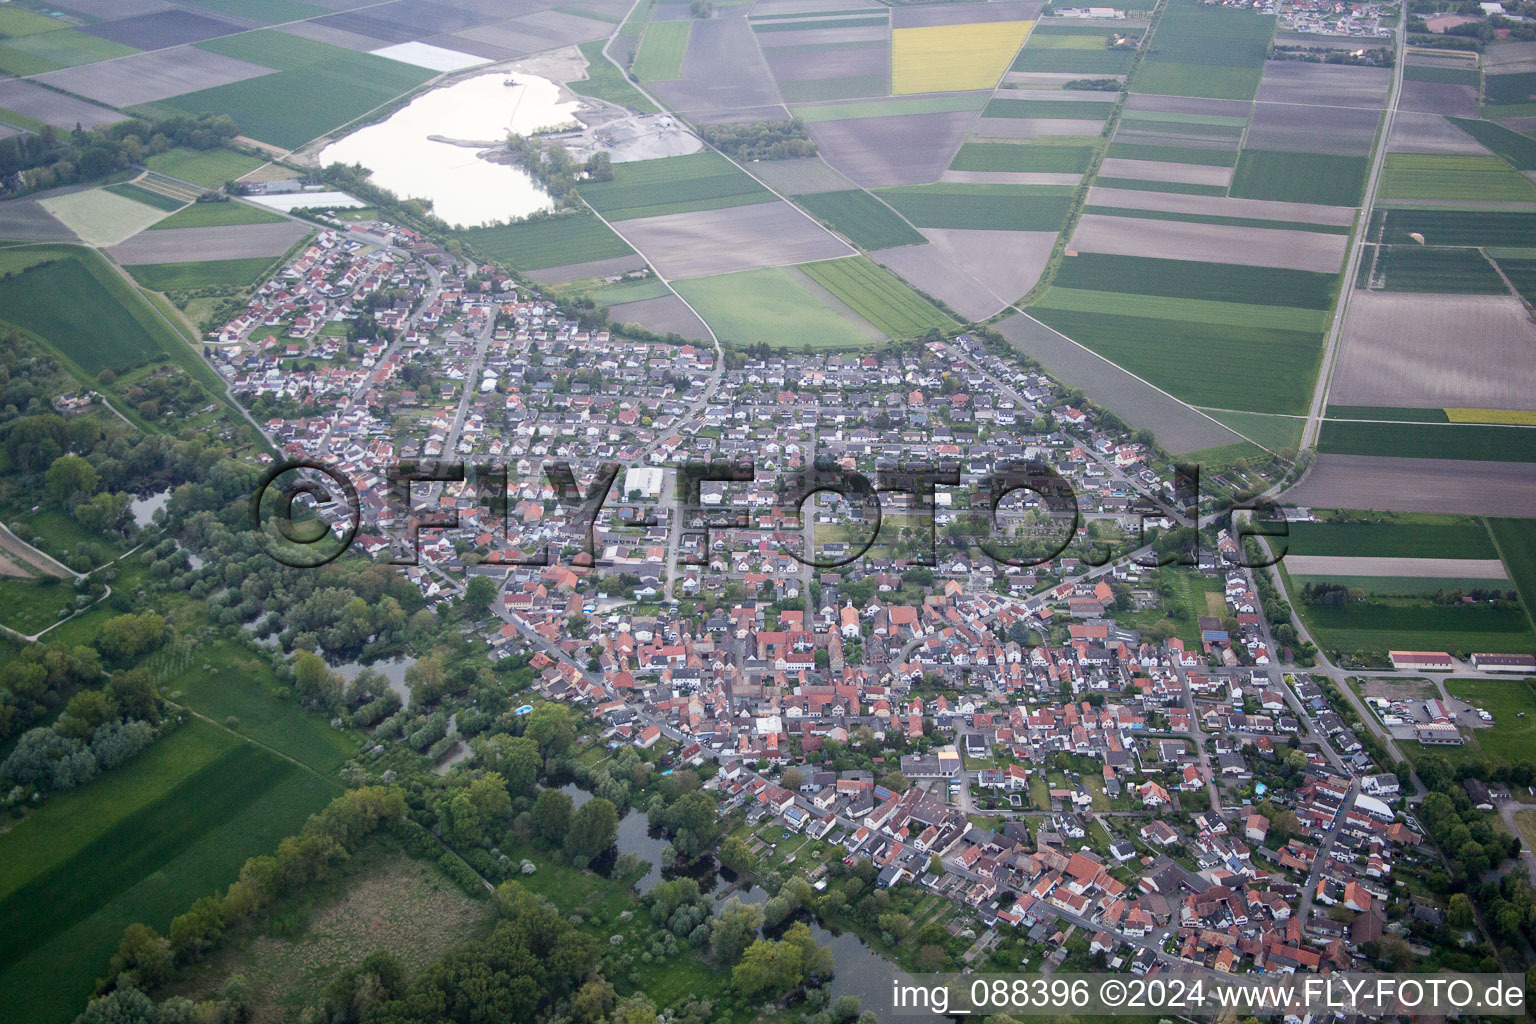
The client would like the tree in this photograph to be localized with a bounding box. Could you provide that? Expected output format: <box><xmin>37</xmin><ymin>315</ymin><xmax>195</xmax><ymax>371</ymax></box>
<box><xmin>526</xmin><ymin>704</ymin><xmax>576</xmax><ymax>760</ymax></box>
<box><xmin>712</xmin><ymin>896</ymin><xmax>763</xmax><ymax>965</ymax></box>
<box><xmin>465</xmin><ymin>574</ymin><xmax>498</xmax><ymax>613</ymax></box>
<box><xmin>565</xmin><ymin>796</ymin><xmax>618</xmax><ymax>864</ymax></box>
<box><xmin>45</xmin><ymin>454</ymin><xmax>98</xmax><ymax>506</ymax></box>
<box><xmin>292</xmin><ymin>650</ymin><xmax>341</xmax><ymax>707</ymax></box>
<box><xmin>468</xmin><ymin>772</ymin><xmax>512</xmax><ymax>823</ymax></box>
<box><xmin>106</xmin><ymin>668</ymin><xmax>158</xmax><ymax>723</ymax></box>
<box><xmin>1449</xmin><ymin>892</ymin><xmax>1475</xmax><ymax>929</ymax></box>
<box><xmin>782</xmin><ymin>767</ymin><xmax>804</xmax><ymax>791</ymax></box>
<box><xmin>534</xmin><ymin>787</ymin><xmax>574</xmax><ymax>845</ymax></box>
<box><xmin>108</xmin><ymin>922</ymin><xmax>173</xmax><ymax>989</ymax></box>
<box><xmin>57</xmin><ymin>689</ymin><xmax>114</xmax><ymax>741</ymax></box>
<box><xmin>718</xmin><ymin>835</ymin><xmax>756</xmax><ymax>877</ymax></box>
<box><xmin>404</xmin><ymin>655</ymin><xmax>446</xmax><ymax>705</ymax></box>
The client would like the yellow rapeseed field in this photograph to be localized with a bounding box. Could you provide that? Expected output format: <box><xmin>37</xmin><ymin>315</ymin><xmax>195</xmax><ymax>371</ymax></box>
<box><xmin>1445</xmin><ymin>408</ymin><xmax>1536</xmax><ymax>425</ymax></box>
<box><xmin>891</xmin><ymin>20</ymin><xmax>1034</xmax><ymax>94</ymax></box>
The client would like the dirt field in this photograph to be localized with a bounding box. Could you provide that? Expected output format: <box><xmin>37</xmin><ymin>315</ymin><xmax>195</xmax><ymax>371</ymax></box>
<box><xmin>35</xmin><ymin>45</ymin><xmax>278</xmax><ymax>107</ymax></box>
<box><xmin>1388</xmin><ymin>112</ymin><xmax>1492</xmax><ymax>155</ymax></box>
<box><xmin>0</xmin><ymin>79</ymin><xmax>122</xmax><ymax>129</ymax></box>
<box><xmin>276</xmin><ymin>20</ymin><xmax>384</xmax><ymax>54</ymax></box>
<box><xmin>973</xmin><ymin>116</ymin><xmax>1104</xmax><ymax>138</ymax></box>
<box><xmin>650</xmin><ymin>16</ymin><xmax>783</xmax><ymax>116</ymax></box>
<box><xmin>751</xmin><ymin>0</ymin><xmax>884</xmax><ymax>13</ymax></box>
<box><xmin>746</xmin><ymin>156</ymin><xmax>859</xmax><ymax>195</ymax></box>
<box><xmin>940</xmin><ymin>170</ymin><xmax>1082</xmax><ymax>185</ymax></box>
<box><xmin>39</xmin><ymin>189</ymin><xmax>170</xmax><ymax>246</ymax></box>
<box><xmin>1114</xmin><ymin>125</ymin><xmax>1240</xmax><ymax>151</ymax></box>
<box><xmin>1246</xmin><ymin>101</ymin><xmax>1382</xmax><ymax>157</ymax></box>
<box><xmin>874</xmin><ymin>226</ymin><xmax>1055</xmax><ymax>320</ymax></box>
<box><xmin>1287</xmin><ymin>454</ymin><xmax>1536</xmax><ymax>515</ymax></box>
<box><xmin>1254</xmin><ymin>61</ymin><xmax>1391</xmax><ymax>107</ymax></box>
<box><xmin>1285</xmin><ymin>555</ymin><xmax>1509</xmax><ymax>578</ymax></box>
<box><xmin>1069</xmin><ymin>213</ymin><xmax>1347</xmax><ymax>272</ymax></box>
<box><xmin>994</xmin><ymin>312</ymin><xmax>1243</xmax><ymax>453</ymax></box>
<box><xmin>1085</xmin><ymin>185</ymin><xmax>1358</xmax><ymax>226</ymax></box>
<box><xmin>618</xmin><ymin>200</ymin><xmax>851</xmax><ymax>279</ymax></box>
<box><xmin>83</xmin><ymin>9</ymin><xmax>240</xmax><ymax>48</ymax></box>
<box><xmin>761</xmin><ymin>37</ymin><xmax>888</xmax><ymax>81</ymax></box>
<box><xmin>525</xmin><ymin>253</ymin><xmax>649</xmax><ymax>284</ymax></box>
<box><xmin>607</xmin><ymin>293</ymin><xmax>710</xmax><ymax>339</ymax></box>
<box><xmin>1123</xmin><ymin>93</ymin><xmax>1254</xmax><ymax>118</ymax></box>
<box><xmin>0</xmin><ymin>199</ymin><xmax>78</xmax><ymax>242</ymax></box>
<box><xmin>1400</xmin><ymin>80</ymin><xmax>1480</xmax><ymax>118</ymax></box>
<box><xmin>808</xmin><ymin>110</ymin><xmax>977</xmax><ymax>186</ymax></box>
<box><xmin>109</xmin><ymin>221</ymin><xmax>310</xmax><ymax>265</ymax></box>
<box><xmin>1096</xmin><ymin>157</ymin><xmax>1233</xmax><ymax>186</ymax></box>
<box><xmin>1331</xmin><ymin>292</ymin><xmax>1536</xmax><ymax>411</ymax></box>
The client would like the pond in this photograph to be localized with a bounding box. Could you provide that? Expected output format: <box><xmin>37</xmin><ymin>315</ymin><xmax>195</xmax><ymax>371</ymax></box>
<box><xmin>318</xmin><ymin>71</ymin><xmax>579</xmax><ymax>227</ymax></box>
<box><xmin>720</xmin><ymin>884</ymin><xmax>892</xmax><ymax>1010</ymax></box>
<box><xmin>129</xmin><ymin>490</ymin><xmax>169</xmax><ymax>528</ymax></box>
<box><xmin>332</xmin><ymin>655</ymin><xmax>416</xmax><ymax>708</ymax></box>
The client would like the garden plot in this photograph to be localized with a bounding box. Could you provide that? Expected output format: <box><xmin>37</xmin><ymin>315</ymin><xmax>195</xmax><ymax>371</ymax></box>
<box><xmin>649</xmin><ymin>16</ymin><xmax>783</xmax><ymax>117</ymax></box>
<box><xmin>993</xmin><ymin>313</ymin><xmax>1243</xmax><ymax>454</ymax></box>
<box><xmin>617</xmin><ymin>201</ymin><xmax>851</xmax><ymax>280</ymax></box>
<box><xmin>1245</xmin><ymin>101</ymin><xmax>1382</xmax><ymax>156</ymax></box>
<box><xmin>1095</xmin><ymin>157</ymin><xmax>1232</xmax><ymax>186</ymax></box>
<box><xmin>1388</xmin><ymin>112</ymin><xmax>1495</xmax><ymax>155</ymax></box>
<box><xmin>81</xmin><ymin>9</ymin><xmax>241</xmax><ymax>49</ymax></box>
<box><xmin>807</xmin><ymin>110</ymin><xmax>977</xmax><ymax>187</ymax></box>
<box><xmin>1084</xmin><ymin>186</ymin><xmax>1357</xmax><ymax>226</ymax></box>
<box><xmin>34</xmin><ymin>45</ymin><xmax>278</xmax><ymax>108</ymax></box>
<box><xmin>0</xmin><ymin>79</ymin><xmax>122</xmax><ymax>129</ymax></box>
<box><xmin>606</xmin><ymin>294</ymin><xmax>710</xmax><ymax>339</ymax></box>
<box><xmin>108</xmin><ymin>221</ymin><xmax>310</xmax><ymax>265</ymax></box>
<box><xmin>873</xmin><ymin>228</ymin><xmax>1055</xmax><ymax>320</ymax></box>
<box><xmin>1069</xmin><ymin>213</ymin><xmax>1345</xmax><ymax>272</ymax></box>
<box><xmin>1329</xmin><ymin>291</ymin><xmax>1536</xmax><ymax>412</ymax></box>
<box><xmin>1288</xmin><ymin>455</ymin><xmax>1536</xmax><ymax>516</ymax></box>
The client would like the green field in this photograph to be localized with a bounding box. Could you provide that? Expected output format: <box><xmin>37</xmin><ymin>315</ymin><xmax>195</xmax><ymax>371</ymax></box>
<box><xmin>0</xmin><ymin>719</ymin><xmax>337</xmax><ymax>1024</ymax></box>
<box><xmin>1285</xmin><ymin>515</ymin><xmax>1498</xmax><ymax>559</ymax></box>
<box><xmin>0</xmin><ymin>258</ymin><xmax>165</xmax><ymax>373</ymax></box>
<box><xmin>1446</xmin><ymin>678</ymin><xmax>1536</xmax><ymax>766</ymax></box>
<box><xmin>631</xmin><ymin>19</ymin><xmax>689</xmax><ymax>81</ymax></box>
<box><xmin>1092</xmin><ymin>176</ymin><xmax>1229</xmax><ymax>196</ymax></box>
<box><xmin>0</xmin><ymin>28</ymin><xmax>136</xmax><ymax>76</ymax></box>
<box><xmin>144</xmin><ymin>147</ymin><xmax>269</xmax><ymax>189</ymax></box>
<box><xmin>1376</xmin><ymin>208</ymin><xmax>1536</xmax><ymax>247</ymax></box>
<box><xmin>128</xmin><ymin>257</ymin><xmax>279</xmax><ymax>291</ymax></box>
<box><xmin>1449</xmin><ymin>117</ymin><xmax>1536</xmax><ymax>170</ymax></box>
<box><xmin>561</xmin><ymin>276</ymin><xmax>671</xmax><ymax>306</ymax></box>
<box><xmin>142</xmin><ymin>32</ymin><xmax>436</xmax><ymax>150</ymax></box>
<box><xmin>1404</xmin><ymin>64</ymin><xmax>1480</xmax><ymax>86</ymax></box>
<box><xmin>176</xmin><ymin>0</ymin><xmax>328</xmax><ymax>22</ymax></box>
<box><xmin>949</xmin><ymin>142</ymin><xmax>1094</xmax><ymax>174</ymax></box>
<box><xmin>1484</xmin><ymin>70</ymin><xmax>1536</xmax><ymax>107</ymax></box>
<box><xmin>150</xmin><ymin>201</ymin><xmax>289</xmax><ymax>230</ymax></box>
<box><xmin>1292</xmin><ymin>575</ymin><xmax>1510</xmax><ymax>597</ymax></box>
<box><xmin>1033</xmin><ymin>287</ymin><xmax>1329</xmax><ymax>332</ymax></box>
<box><xmin>1488</xmin><ymin>518</ymin><xmax>1536</xmax><ymax>631</ymax></box>
<box><xmin>1374</xmin><ymin>245</ymin><xmax>1506</xmax><ymax>293</ymax></box>
<box><xmin>0</xmin><ymin>6</ymin><xmax>66</xmax><ymax>34</ymax></box>
<box><xmin>1105</xmin><ymin>141</ymin><xmax>1236</xmax><ymax>166</ymax></box>
<box><xmin>569</xmin><ymin>40</ymin><xmax>660</xmax><ymax>113</ymax></box>
<box><xmin>1133</xmin><ymin>64</ymin><xmax>1263</xmax><ymax>100</ymax></box>
<box><xmin>875</xmin><ymin>183</ymin><xmax>1074</xmax><ymax>231</ymax></box>
<box><xmin>1029</xmin><ymin>306</ymin><xmax>1320</xmax><ymax>414</ymax></box>
<box><xmin>752</xmin><ymin>15</ymin><xmax>887</xmax><ymax>31</ymax></box>
<box><xmin>1206</xmin><ymin>409</ymin><xmax>1304</xmax><ymax>452</ymax></box>
<box><xmin>792</xmin><ymin>94</ymin><xmax>989</xmax><ymax>123</ymax></box>
<box><xmin>800</xmin><ymin>255</ymin><xmax>954</xmax><ymax>338</ymax></box>
<box><xmin>0</xmin><ymin>575</ymin><xmax>81</xmax><ymax>635</ymax></box>
<box><xmin>674</xmin><ymin>267</ymin><xmax>875</xmax><ymax>349</ymax></box>
<box><xmin>1131</xmin><ymin>0</ymin><xmax>1272</xmax><ymax>99</ymax></box>
<box><xmin>455</xmin><ymin>212</ymin><xmax>634</xmax><ymax>271</ymax></box>
<box><xmin>1012</xmin><ymin>47</ymin><xmax>1134</xmax><ymax>74</ymax></box>
<box><xmin>983</xmin><ymin>98</ymin><xmax>1112</xmax><ymax>120</ymax></box>
<box><xmin>1300</xmin><ymin>599</ymin><xmax>1535</xmax><ymax>656</ymax></box>
<box><xmin>1494</xmin><ymin>257</ymin><xmax>1536</xmax><ymax>305</ymax></box>
<box><xmin>1318</xmin><ymin>420</ymin><xmax>1536</xmax><ymax>462</ymax></box>
<box><xmin>1050</xmin><ymin>252</ymin><xmax>1338</xmax><ymax>308</ymax></box>
<box><xmin>1326</xmin><ymin>405</ymin><xmax>1449</xmax><ymax>422</ymax></box>
<box><xmin>103</xmin><ymin>183</ymin><xmax>186</xmax><ymax>212</ymax></box>
<box><xmin>1230</xmin><ymin>150</ymin><xmax>1368</xmax><ymax>206</ymax></box>
<box><xmin>1380</xmin><ymin>152</ymin><xmax>1536</xmax><ymax>202</ymax></box>
<box><xmin>577</xmin><ymin>151</ymin><xmax>773</xmax><ymax>220</ymax></box>
<box><xmin>792</xmin><ymin>189</ymin><xmax>926</xmax><ymax>249</ymax></box>
<box><xmin>1085</xmin><ymin>203</ymin><xmax>1349</xmax><ymax>234</ymax></box>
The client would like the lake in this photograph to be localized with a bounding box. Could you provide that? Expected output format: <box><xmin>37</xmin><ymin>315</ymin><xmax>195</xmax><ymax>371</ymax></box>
<box><xmin>318</xmin><ymin>72</ymin><xmax>579</xmax><ymax>227</ymax></box>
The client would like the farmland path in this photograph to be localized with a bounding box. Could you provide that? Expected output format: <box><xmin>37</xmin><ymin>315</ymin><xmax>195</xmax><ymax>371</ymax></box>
<box><xmin>1300</xmin><ymin>14</ymin><xmax>1407</xmax><ymax>451</ymax></box>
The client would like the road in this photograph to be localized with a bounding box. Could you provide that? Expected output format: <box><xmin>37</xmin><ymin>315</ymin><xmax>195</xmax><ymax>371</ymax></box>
<box><xmin>1295</xmin><ymin>780</ymin><xmax>1358</xmax><ymax>924</ymax></box>
<box><xmin>1298</xmin><ymin>16</ymin><xmax>1407</xmax><ymax>451</ymax></box>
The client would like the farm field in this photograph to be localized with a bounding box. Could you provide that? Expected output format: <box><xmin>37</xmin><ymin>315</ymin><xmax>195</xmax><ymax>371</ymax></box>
<box><xmin>570</xmin><ymin>40</ymin><xmax>659</xmax><ymax>113</ymax></box>
<box><xmin>1379</xmin><ymin>153</ymin><xmax>1536</xmax><ymax>201</ymax></box>
<box><xmin>1130</xmin><ymin>0</ymin><xmax>1272</xmax><ymax>100</ymax></box>
<box><xmin>103</xmin><ymin>183</ymin><xmax>185</xmax><ymax>213</ymax></box>
<box><xmin>950</xmin><ymin>142</ymin><xmax>1093</xmax><ymax>174</ymax></box>
<box><xmin>1372</xmin><ymin>245</ymin><xmax>1506</xmax><ymax>293</ymax></box>
<box><xmin>150</xmin><ymin>201</ymin><xmax>289</xmax><ymax>230</ymax></box>
<box><xmin>1447</xmin><ymin>117</ymin><xmax>1536</xmax><ymax>170</ymax></box>
<box><xmin>1375</xmin><ymin>208</ymin><xmax>1536</xmax><ymax>248</ymax></box>
<box><xmin>128</xmin><ymin>257</ymin><xmax>278</xmax><ymax>291</ymax></box>
<box><xmin>38</xmin><ymin>189</ymin><xmax>170</xmax><ymax>247</ymax></box>
<box><xmin>799</xmin><ymin>255</ymin><xmax>955</xmax><ymax>338</ymax></box>
<box><xmin>0</xmin><ymin>719</ymin><xmax>337</xmax><ymax>1024</ymax></box>
<box><xmin>1230</xmin><ymin>150</ymin><xmax>1368</xmax><ymax>206</ymax></box>
<box><xmin>1105</xmin><ymin>142</ymin><xmax>1236</xmax><ymax>166</ymax></box>
<box><xmin>1319</xmin><ymin>420</ymin><xmax>1536</xmax><ymax>462</ymax></box>
<box><xmin>1290</xmin><ymin>574</ymin><xmax>1512</xmax><ymax>597</ymax></box>
<box><xmin>1445</xmin><ymin>678</ymin><xmax>1536</xmax><ymax>767</ymax></box>
<box><xmin>144</xmin><ymin>147</ymin><xmax>268</xmax><ymax>189</ymax></box>
<box><xmin>1050</xmin><ymin>252</ymin><xmax>1338</xmax><ymax>308</ymax></box>
<box><xmin>1026</xmin><ymin>306</ymin><xmax>1321</xmax><ymax>415</ymax></box>
<box><xmin>1207</xmin><ymin>409</ymin><xmax>1304</xmax><ymax>453</ymax></box>
<box><xmin>143</xmin><ymin>32</ymin><xmax>436</xmax><ymax>151</ymax></box>
<box><xmin>0</xmin><ymin>28</ymin><xmax>137</xmax><ymax>76</ymax></box>
<box><xmin>875</xmin><ymin>183</ymin><xmax>1074</xmax><ymax>230</ymax></box>
<box><xmin>791</xmin><ymin>189</ymin><xmax>925</xmax><ymax>249</ymax></box>
<box><xmin>0</xmin><ymin>257</ymin><xmax>165</xmax><ymax>373</ymax></box>
<box><xmin>1297</xmin><ymin>598</ymin><xmax>1535</xmax><ymax>657</ymax></box>
<box><xmin>792</xmin><ymin>94</ymin><xmax>990</xmax><ymax>123</ymax></box>
<box><xmin>454</xmin><ymin>213</ymin><xmax>634</xmax><ymax>271</ymax></box>
<box><xmin>1488</xmin><ymin>517</ymin><xmax>1536</xmax><ymax>628</ymax></box>
<box><xmin>1085</xmin><ymin>203</ymin><xmax>1349</xmax><ymax>234</ymax></box>
<box><xmin>631</xmin><ymin>19</ymin><xmax>689</xmax><ymax>82</ymax></box>
<box><xmin>983</xmin><ymin>98</ymin><xmax>1112</xmax><ymax>120</ymax></box>
<box><xmin>1032</xmin><ymin>287</ymin><xmax>1329</xmax><ymax>332</ymax></box>
<box><xmin>1285</xmin><ymin>515</ymin><xmax>1499</xmax><ymax>559</ymax></box>
<box><xmin>577</xmin><ymin>151</ymin><xmax>772</xmax><ymax>220</ymax></box>
<box><xmin>891</xmin><ymin>20</ymin><xmax>1033</xmax><ymax>94</ymax></box>
<box><xmin>674</xmin><ymin>267</ymin><xmax>875</xmax><ymax>349</ymax></box>
<box><xmin>1491</xmin><ymin>256</ymin><xmax>1536</xmax><ymax>305</ymax></box>
<box><xmin>559</xmin><ymin>276</ymin><xmax>672</xmax><ymax>306</ymax></box>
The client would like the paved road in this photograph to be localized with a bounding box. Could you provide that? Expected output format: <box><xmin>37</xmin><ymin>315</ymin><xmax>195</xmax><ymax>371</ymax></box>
<box><xmin>1295</xmin><ymin>780</ymin><xmax>1358</xmax><ymax>924</ymax></box>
